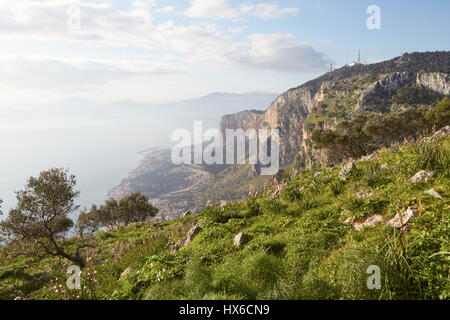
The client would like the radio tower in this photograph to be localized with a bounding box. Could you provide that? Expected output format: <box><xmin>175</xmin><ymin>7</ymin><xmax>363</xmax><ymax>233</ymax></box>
<box><xmin>358</xmin><ymin>50</ymin><xmax>361</xmax><ymax>64</ymax></box>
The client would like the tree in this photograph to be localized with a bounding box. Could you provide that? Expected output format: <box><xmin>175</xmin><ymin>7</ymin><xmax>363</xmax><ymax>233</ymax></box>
<box><xmin>310</xmin><ymin>105</ymin><xmax>446</xmax><ymax>160</ymax></box>
<box><xmin>76</xmin><ymin>205</ymin><xmax>102</xmax><ymax>236</ymax></box>
<box><xmin>418</xmin><ymin>97</ymin><xmax>450</xmax><ymax>131</ymax></box>
<box><xmin>0</xmin><ymin>168</ymin><xmax>85</xmax><ymax>267</ymax></box>
<box><xmin>118</xmin><ymin>192</ymin><xmax>158</xmax><ymax>226</ymax></box>
<box><xmin>77</xmin><ymin>192</ymin><xmax>158</xmax><ymax>235</ymax></box>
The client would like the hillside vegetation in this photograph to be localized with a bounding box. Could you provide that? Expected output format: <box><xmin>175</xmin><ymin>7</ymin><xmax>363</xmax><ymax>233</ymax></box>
<box><xmin>1</xmin><ymin>131</ymin><xmax>449</xmax><ymax>300</ymax></box>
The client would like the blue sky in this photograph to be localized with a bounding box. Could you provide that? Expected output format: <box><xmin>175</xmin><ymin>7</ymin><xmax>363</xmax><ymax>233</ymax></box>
<box><xmin>0</xmin><ymin>0</ymin><xmax>449</xmax><ymax>106</ymax></box>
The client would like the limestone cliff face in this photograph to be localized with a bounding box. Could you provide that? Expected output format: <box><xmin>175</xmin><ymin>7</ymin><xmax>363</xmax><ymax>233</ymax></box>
<box><xmin>416</xmin><ymin>72</ymin><xmax>450</xmax><ymax>95</ymax></box>
<box><xmin>219</xmin><ymin>110</ymin><xmax>264</xmax><ymax>133</ymax></box>
<box><xmin>219</xmin><ymin>86</ymin><xmax>317</xmax><ymax>164</ymax></box>
<box><xmin>357</xmin><ymin>72</ymin><xmax>410</xmax><ymax>112</ymax></box>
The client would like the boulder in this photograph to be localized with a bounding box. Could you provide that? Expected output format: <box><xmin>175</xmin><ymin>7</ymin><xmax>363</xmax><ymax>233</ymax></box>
<box><xmin>339</xmin><ymin>162</ymin><xmax>356</xmax><ymax>180</ymax></box>
<box><xmin>387</xmin><ymin>207</ymin><xmax>419</xmax><ymax>229</ymax></box>
<box><xmin>409</xmin><ymin>170</ymin><xmax>436</xmax><ymax>183</ymax></box>
<box><xmin>424</xmin><ymin>189</ymin><xmax>445</xmax><ymax>199</ymax></box>
<box><xmin>184</xmin><ymin>225</ymin><xmax>202</xmax><ymax>246</ymax></box>
<box><xmin>233</xmin><ymin>233</ymin><xmax>250</xmax><ymax>246</ymax></box>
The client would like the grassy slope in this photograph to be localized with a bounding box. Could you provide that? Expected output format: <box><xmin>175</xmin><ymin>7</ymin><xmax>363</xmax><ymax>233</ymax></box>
<box><xmin>1</xmin><ymin>136</ymin><xmax>449</xmax><ymax>300</ymax></box>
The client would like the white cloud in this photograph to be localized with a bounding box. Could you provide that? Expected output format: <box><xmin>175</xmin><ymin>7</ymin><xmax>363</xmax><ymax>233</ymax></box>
<box><xmin>184</xmin><ymin>0</ymin><xmax>299</xmax><ymax>20</ymax></box>
<box><xmin>229</xmin><ymin>34</ymin><xmax>329</xmax><ymax>73</ymax></box>
<box><xmin>0</xmin><ymin>0</ymin><xmax>327</xmax><ymax>82</ymax></box>
<box><xmin>0</xmin><ymin>55</ymin><xmax>186</xmax><ymax>88</ymax></box>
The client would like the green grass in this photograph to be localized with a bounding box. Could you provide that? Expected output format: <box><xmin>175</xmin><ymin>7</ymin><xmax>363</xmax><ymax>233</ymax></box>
<box><xmin>1</xmin><ymin>136</ymin><xmax>449</xmax><ymax>300</ymax></box>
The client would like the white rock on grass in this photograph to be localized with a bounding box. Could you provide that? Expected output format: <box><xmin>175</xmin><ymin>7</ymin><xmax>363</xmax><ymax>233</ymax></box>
<box><xmin>233</xmin><ymin>233</ymin><xmax>250</xmax><ymax>246</ymax></box>
<box><xmin>409</xmin><ymin>170</ymin><xmax>436</xmax><ymax>183</ymax></box>
<box><xmin>183</xmin><ymin>225</ymin><xmax>202</xmax><ymax>246</ymax></box>
<box><xmin>387</xmin><ymin>207</ymin><xmax>419</xmax><ymax>229</ymax></box>
<box><xmin>339</xmin><ymin>162</ymin><xmax>356</xmax><ymax>180</ymax></box>
<box><xmin>424</xmin><ymin>189</ymin><xmax>445</xmax><ymax>199</ymax></box>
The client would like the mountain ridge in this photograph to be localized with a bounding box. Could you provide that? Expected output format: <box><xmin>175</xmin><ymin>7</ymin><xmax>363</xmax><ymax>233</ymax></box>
<box><xmin>109</xmin><ymin>51</ymin><xmax>450</xmax><ymax>221</ymax></box>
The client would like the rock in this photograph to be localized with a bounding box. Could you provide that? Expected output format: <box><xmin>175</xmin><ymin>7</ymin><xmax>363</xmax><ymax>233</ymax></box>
<box><xmin>354</xmin><ymin>215</ymin><xmax>384</xmax><ymax>231</ymax></box>
<box><xmin>120</xmin><ymin>267</ymin><xmax>131</xmax><ymax>279</ymax></box>
<box><xmin>380</xmin><ymin>163</ymin><xmax>388</xmax><ymax>169</ymax></box>
<box><xmin>184</xmin><ymin>225</ymin><xmax>202</xmax><ymax>246</ymax></box>
<box><xmin>355</xmin><ymin>191</ymin><xmax>374</xmax><ymax>198</ymax></box>
<box><xmin>424</xmin><ymin>189</ymin><xmax>445</xmax><ymax>199</ymax></box>
<box><xmin>416</xmin><ymin>72</ymin><xmax>450</xmax><ymax>95</ymax></box>
<box><xmin>181</xmin><ymin>210</ymin><xmax>191</xmax><ymax>218</ymax></box>
<box><xmin>358</xmin><ymin>72</ymin><xmax>410</xmax><ymax>111</ymax></box>
<box><xmin>233</xmin><ymin>233</ymin><xmax>250</xmax><ymax>246</ymax></box>
<box><xmin>387</xmin><ymin>207</ymin><xmax>419</xmax><ymax>229</ymax></box>
<box><xmin>409</xmin><ymin>170</ymin><xmax>436</xmax><ymax>183</ymax></box>
<box><xmin>339</xmin><ymin>162</ymin><xmax>356</xmax><ymax>180</ymax></box>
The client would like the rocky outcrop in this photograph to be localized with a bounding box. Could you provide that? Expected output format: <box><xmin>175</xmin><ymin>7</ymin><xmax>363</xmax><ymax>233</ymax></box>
<box><xmin>184</xmin><ymin>225</ymin><xmax>201</xmax><ymax>246</ymax></box>
<box><xmin>219</xmin><ymin>110</ymin><xmax>265</xmax><ymax>134</ymax></box>
<box><xmin>416</xmin><ymin>72</ymin><xmax>449</xmax><ymax>95</ymax></box>
<box><xmin>357</xmin><ymin>72</ymin><xmax>410</xmax><ymax>112</ymax></box>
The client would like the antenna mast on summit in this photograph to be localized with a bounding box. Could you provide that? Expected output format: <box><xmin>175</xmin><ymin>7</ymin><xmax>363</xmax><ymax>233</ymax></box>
<box><xmin>358</xmin><ymin>50</ymin><xmax>361</xmax><ymax>64</ymax></box>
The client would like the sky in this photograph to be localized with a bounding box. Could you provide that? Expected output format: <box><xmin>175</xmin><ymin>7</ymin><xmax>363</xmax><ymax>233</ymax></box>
<box><xmin>0</xmin><ymin>0</ymin><xmax>449</xmax><ymax>107</ymax></box>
